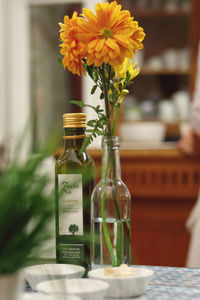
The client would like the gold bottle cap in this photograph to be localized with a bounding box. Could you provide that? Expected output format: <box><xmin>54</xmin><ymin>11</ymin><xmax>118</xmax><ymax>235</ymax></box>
<box><xmin>63</xmin><ymin>113</ymin><xmax>86</xmax><ymax>128</ymax></box>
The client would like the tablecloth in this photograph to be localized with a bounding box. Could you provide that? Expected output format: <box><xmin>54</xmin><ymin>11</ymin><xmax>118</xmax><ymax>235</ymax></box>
<box><xmin>114</xmin><ymin>265</ymin><xmax>200</xmax><ymax>300</ymax></box>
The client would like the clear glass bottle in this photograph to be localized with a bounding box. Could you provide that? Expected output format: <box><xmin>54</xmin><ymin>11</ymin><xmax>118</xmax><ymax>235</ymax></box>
<box><xmin>91</xmin><ymin>136</ymin><xmax>131</xmax><ymax>268</ymax></box>
<box><xmin>55</xmin><ymin>113</ymin><xmax>95</xmax><ymax>273</ymax></box>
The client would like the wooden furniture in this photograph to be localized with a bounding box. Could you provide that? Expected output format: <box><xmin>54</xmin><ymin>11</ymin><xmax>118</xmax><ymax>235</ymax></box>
<box><xmin>88</xmin><ymin>147</ymin><xmax>200</xmax><ymax>267</ymax></box>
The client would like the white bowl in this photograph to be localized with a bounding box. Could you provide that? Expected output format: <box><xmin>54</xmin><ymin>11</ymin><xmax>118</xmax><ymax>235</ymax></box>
<box><xmin>36</xmin><ymin>278</ymin><xmax>109</xmax><ymax>300</ymax></box>
<box><xmin>24</xmin><ymin>264</ymin><xmax>85</xmax><ymax>290</ymax></box>
<box><xmin>21</xmin><ymin>293</ymin><xmax>81</xmax><ymax>300</ymax></box>
<box><xmin>119</xmin><ymin>122</ymin><xmax>166</xmax><ymax>143</ymax></box>
<box><xmin>88</xmin><ymin>267</ymin><xmax>154</xmax><ymax>298</ymax></box>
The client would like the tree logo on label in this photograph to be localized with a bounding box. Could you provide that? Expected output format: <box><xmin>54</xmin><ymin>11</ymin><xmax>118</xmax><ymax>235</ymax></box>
<box><xmin>69</xmin><ymin>224</ymin><xmax>79</xmax><ymax>235</ymax></box>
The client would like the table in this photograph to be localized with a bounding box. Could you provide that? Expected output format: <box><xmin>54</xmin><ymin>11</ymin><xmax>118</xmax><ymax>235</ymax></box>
<box><xmin>113</xmin><ymin>265</ymin><xmax>200</xmax><ymax>300</ymax></box>
<box><xmin>26</xmin><ymin>265</ymin><xmax>200</xmax><ymax>299</ymax></box>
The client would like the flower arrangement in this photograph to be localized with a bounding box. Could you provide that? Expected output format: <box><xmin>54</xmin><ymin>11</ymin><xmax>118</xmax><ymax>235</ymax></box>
<box><xmin>59</xmin><ymin>1</ymin><xmax>145</xmax><ymax>267</ymax></box>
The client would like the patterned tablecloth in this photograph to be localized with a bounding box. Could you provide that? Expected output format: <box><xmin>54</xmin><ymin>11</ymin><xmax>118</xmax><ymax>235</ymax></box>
<box><xmin>25</xmin><ymin>265</ymin><xmax>200</xmax><ymax>299</ymax></box>
<box><xmin>105</xmin><ymin>265</ymin><xmax>200</xmax><ymax>300</ymax></box>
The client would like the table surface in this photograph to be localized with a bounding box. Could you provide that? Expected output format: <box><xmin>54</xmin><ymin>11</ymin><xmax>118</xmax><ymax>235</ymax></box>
<box><xmin>114</xmin><ymin>265</ymin><xmax>200</xmax><ymax>300</ymax></box>
<box><xmin>26</xmin><ymin>265</ymin><xmax>200</xmax><ymax>300</ymax></box>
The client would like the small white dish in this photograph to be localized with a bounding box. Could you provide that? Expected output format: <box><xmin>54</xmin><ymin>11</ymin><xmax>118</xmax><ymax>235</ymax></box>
<box><xmin>88</xmin><ymin>266</ymin><xmax>154</xmax><ymax>298</ymax></box>
<box><xmin>24</xmin><ymin>264</ymin><xmax>85</xmax><ymax>290</ymax></box>
<box><xmin>21</xmin><ymin>293</ymin><xmax>81</xmax><ymax>300</ymax></box>
<box><xmin>36</xmin><ymin>278</ymin><xmax>109</xmax><ymax>300</ymax></box>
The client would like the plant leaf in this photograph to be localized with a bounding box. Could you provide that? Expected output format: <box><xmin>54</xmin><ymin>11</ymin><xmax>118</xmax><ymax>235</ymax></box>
<box><xmin>70</xmin><ymin>100</ymin><xmax>84</xmax><ymax>108</ymax></box>
<box><xmin>91</xmin><ymin>85</ymin><xmax>98</xmax><ymax>95</ymax></box>
<box><xmin>58</xmin><ymin>57</ymin><xmax>63</xmax><ymax>66</ymax></box>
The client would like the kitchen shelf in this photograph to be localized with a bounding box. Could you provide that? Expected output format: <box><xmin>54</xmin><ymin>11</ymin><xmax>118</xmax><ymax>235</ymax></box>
<box><xmin>115</xmin><ymin>0</ymin><xmax>200</xmax><ymax>142</ymax></box>
<box><xmin>141</xmin><ymin>68</ymin><xmax>190</xmax><ymax>76</ymax></box>
<box><xmin>133</xmin><ymin>10</ymin><xmax>190</xmax><ymax>18</ymax></box>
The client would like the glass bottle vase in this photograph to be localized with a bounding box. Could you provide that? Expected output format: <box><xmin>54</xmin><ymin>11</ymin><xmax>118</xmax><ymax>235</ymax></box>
<box><xmin>91</xmin><ymin>136</ymin><xmax>131</xmax><ymax>268</ymax></box>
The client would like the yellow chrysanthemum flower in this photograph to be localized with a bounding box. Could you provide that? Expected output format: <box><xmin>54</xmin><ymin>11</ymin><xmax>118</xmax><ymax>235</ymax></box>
<box><xmin>59</xmin><ymin>12</ymin><xmax>86</xmax><ymax>76</ymax></box>
<box><xmin>113</xmin><ymin>58</ymin><xmax>140</xmax><ymax>102</ymax></box>
<box><xmin>77</xmin><ymin>1</ymin><xmax>145</xmax><ymax>67</ymax></box>
<box><xmin>114</xmin><ymin>57</ymin><xmax>140</xmax><ymax>79</ymax></box>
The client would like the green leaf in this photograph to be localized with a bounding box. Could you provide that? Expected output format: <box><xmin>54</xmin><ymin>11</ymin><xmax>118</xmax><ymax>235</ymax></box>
<box><xmin>79</xmin><ymin>136</ymin><xmax>92</xmax><ymax>154</ymax></box>
<box><xmin>82</xmin><ymin>62</ymin><xmax>87</xmax><ymax>70</ymax></box>
<box><xmin>80</xmin><ymin>116</ymin><xmax>107</xmax><ymax>153</ymax></box>
<box><xmin>91</xmin><ymin>85</ymin><xmax>98</xmax><ymax>95</ymax></box>
<box><xmin>126</xmin><ymin>71</ymin><xmax>131</xmax><ymax>82</ymax></box>
<box><xmin>85</xmin><ymin>65</ymin><xmax>99</xmax><ymax>83</ymax></box>
<box><xmin>105</xmin><ymin>63</ymin><xmax>111</xmax><ymax>74</ymax></box>
<box><xmin>96</xmin><ymin>128</ymin><xmax>104</xmax><ymax>135</ymax></box>
<box><xmin>95</xmin><ymin>105</ymin><xmax>104</xmax><ymax>113</ymax></box>
<box><xmin>109</xmin><ymin>87</ymin><xmax>118</xmax><ymax>105</ymax></box>
<box><xmin>92</xmin><ymin>71</ymin><xmax>99</xmax><ymax>83</ymax></box>
<box><xmin>98</xmin><ymin>122</ymin><xmax>104</xmax><ymax>129</ymax></box>
<box><xmin>100</xmin><ymin>92</ymin><xmax>104</xmax><ymax>99</ymax></box>
<box><xmin>58</xmin><ymin>57</ymin><xmax>63</xmax><ymax>66</ymax></box>
<box><xmin>87</xmin><ymin>120</ymin><xmax>96</xmax><ymax>127</ymax></box>
<box><xmin>70</xmin><ymin>100</ymin><xmax>84</xmax><ymax>108</ymax></box>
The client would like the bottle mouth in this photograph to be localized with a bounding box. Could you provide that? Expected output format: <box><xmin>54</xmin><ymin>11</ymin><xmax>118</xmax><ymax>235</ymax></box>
<box><xmin>63</xmin><ymin>113</ymin><xmax>86</xmax><ymax>128</ymax></box>
<box><xmin>102</xmin><ymin>136</ymin><xmax>120</xmax><ymax>148</ymax></box>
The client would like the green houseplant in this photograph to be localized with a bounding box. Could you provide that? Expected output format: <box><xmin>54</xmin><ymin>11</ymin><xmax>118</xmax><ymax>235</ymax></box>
<box><xmin>0</xmin><ymin>153</ymin><xmax>55</xmax><ymax>300</ymax></box>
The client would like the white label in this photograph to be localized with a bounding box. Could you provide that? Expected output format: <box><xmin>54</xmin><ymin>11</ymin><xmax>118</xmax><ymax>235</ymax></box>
<box><xmin>58</xmin><ymin>174</ymin><xmax>83</xmax><ymax>235</ymax></box>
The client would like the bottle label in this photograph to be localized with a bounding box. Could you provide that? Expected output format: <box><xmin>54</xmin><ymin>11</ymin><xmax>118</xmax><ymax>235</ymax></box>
<box><xmin>58</xmin><ymin>174</ymin><xmax>83</xmax><ymax>236</ymax></box>
<box><xmin>59</xmin><ymin>244</ymin><xmax>84</xmax><ymax>260</ymax></box>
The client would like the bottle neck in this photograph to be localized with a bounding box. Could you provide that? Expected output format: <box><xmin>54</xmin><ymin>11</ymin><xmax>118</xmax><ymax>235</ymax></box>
<box><xmin>63</xmin><ymin>127</ymin><xmax>86</xmax><ymax>150</ymax></box>
<box><xmin>101</xmin><ymin>136</ymin><xmax>121</xmax><ymax>180</ymax></box>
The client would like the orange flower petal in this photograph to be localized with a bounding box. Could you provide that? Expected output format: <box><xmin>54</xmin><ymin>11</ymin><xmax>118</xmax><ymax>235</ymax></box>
<box><xmin>95</xmin><ymin>39</ymin><xmax>105</xmax><ymax>52</ymax></box>
<box><xmin>88</xmin><ymin>39</ymin><xmax>99</xmax><ymax>50</ymax></box>
<box><xmin>106</xmin><ymin>39</ymin><xmax>120</xmax><ymax>56</ymax></box>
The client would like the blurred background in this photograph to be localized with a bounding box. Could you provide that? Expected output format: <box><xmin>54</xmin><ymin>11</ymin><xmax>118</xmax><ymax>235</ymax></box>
<box><xmin>1</xmin><ymin>0</ymin><xmax>200</xmax><ymax>268</ymax></box>
<box><xmin>1</xmin><ymin>0</ymin><xmax>199</xmax><ymax>149</ymax></box>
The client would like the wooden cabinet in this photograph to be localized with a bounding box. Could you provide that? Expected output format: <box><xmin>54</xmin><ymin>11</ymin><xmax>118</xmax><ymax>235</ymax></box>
<box><xmin>88</xmin><ymin>148</ymin><xmax>200</xmax><ymax>267</ymax></box>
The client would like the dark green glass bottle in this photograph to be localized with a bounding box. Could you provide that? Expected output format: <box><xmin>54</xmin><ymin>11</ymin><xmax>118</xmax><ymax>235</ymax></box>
<box><xmin>55</xmin><ymin>113</ymin><xmax>95</xmax><ymax>273</ymax></box>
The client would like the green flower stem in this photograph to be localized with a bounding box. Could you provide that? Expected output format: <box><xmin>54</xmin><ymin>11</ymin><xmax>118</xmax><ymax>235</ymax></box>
<box><xmin>106</xmin><ymin>64</ymin><xmax>112</xmax><ymax>91</ymax></box>
<box><xmin>101</xmin><ymin>159</ymin><xmax>117</xmax><ymax>267</ymax></box>
<box><xmin>101</xmin><ymin>63</ymin><xmax>122</xmax><ymax>266</ymax></box>
<box><xmin>112</xmin><ymin>135</ymin><xmax>122</xmax><ymax>265</ymax></box>
<box><xmin>101</xmin><ymin>64</ymin><xmax>112</xmax><ymax>137</ymax></box>
<box><xmin>116</xmin><ymin>222</ymin><xmax>123</xmax><ymax>265</ymax></box>
<box><xmin>112</xmin><ymin>103</ymin><xmax>120</xmax><ymax>136</ymax></box>
<box><xmin>101</xmin><ymin>64</ymin><xmax>121</xmax><ymax>220</ymax></box>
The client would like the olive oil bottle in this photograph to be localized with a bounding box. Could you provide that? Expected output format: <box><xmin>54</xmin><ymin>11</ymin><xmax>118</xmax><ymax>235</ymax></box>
<box><xmin>55</xmin><ymin>113</ymin><xmax>95</xmax><ymax>273</ymax></box>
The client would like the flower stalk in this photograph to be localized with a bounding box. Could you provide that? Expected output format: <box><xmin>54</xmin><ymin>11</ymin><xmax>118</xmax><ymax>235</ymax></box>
<box><xmin>101</xmin><ymin>64</ymin><xmax>112</xmax><ymax>137</ymax></box>
<box><xmin>101</xmin><ymin>63</ymin><xmax>123</xmax><ymax>266</ymax></box>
